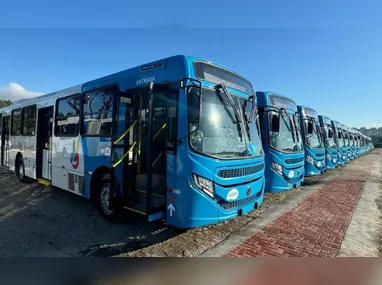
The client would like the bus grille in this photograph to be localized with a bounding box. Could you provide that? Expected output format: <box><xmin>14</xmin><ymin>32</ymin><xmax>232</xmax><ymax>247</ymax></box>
<box><xmin>315</xmin><ymin>152</ymin><xmax>325</xmax><ymax>157</ymax></box>
<box><xmin>218</xmin><ymin>190</ymin><xmax>262</xmax><ymax>210</ymax></box>
<box><xmin>217</xmin><ymin>164</ymin><xmax>264</xmax><ymax>178</ymax></box>
<box><xmin>284</xmin><ymin>157</ymin><xmax>304</xmax><ymax>164</ymax></box>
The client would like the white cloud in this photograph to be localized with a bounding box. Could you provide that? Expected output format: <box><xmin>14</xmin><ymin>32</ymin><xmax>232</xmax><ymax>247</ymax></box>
<box><xmin>0</xmin><ymin>83</ymin><xmax>43</xmax><ymax>101</ymax></box>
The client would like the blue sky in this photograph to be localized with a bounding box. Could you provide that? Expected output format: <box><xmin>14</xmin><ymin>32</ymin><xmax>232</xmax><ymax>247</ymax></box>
<box><xmin>0</xmin><ymin>1</ymin><xmax>381</xmax><ymax>128</ymax></box>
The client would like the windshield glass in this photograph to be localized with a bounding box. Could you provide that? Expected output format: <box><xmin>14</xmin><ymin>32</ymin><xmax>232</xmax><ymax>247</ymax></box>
<box><xmin>346</xmin><ymin>133</ymin><xmax>351</xmax><ymax>146</ymax></box>
<box><xmin>336</xmin><ymin>129</ymin><xmax>345</xmax><ymax>147</ymax></box>
<box><xmin>324</xmin><ymin>124</ymin><xmax>336</xmax><ymax>148</ymax></box>
<box><xmin>304</xmin><ymin>118</ymin><xmax>324</xmax><ymax>149</ymax></box>
<box><xmin>268</xmin><ymin>110</ymin><xmax>303</xmax><ymax>153</ymax></box>
<box><xmin>190</xmin><ymin>88</ymin><xmax>263</xmax><ymax>159</ymax></box>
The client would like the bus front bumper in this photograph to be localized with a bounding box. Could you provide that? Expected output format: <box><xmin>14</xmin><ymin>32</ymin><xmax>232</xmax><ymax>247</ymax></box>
<box><xmin>265</xmin><ymin>164</ymin><xmax>304</xmax><ymax>193</ymax></box>
<box><xmin>305</xmin><ymin>159</ymin><xmax>326</xmax><ymax>176</ymax></box>
<box><xmin>181</xmin><ymin>177</ymin><xmax>265</xmax><ymax>228</ymax></box>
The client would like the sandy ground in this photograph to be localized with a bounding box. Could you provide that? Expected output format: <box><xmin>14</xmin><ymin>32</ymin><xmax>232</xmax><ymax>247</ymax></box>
<box><xmin>337</xmin><ymin>150</ymin><xmax>382</xmax><ymax>257</ymax></box>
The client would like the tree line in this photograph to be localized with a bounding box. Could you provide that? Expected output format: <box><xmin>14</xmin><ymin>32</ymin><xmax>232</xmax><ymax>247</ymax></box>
<box><xmin>0</xmin><ymin>100</ymin><xmax>12</xmax><ymax>109</ymax></box>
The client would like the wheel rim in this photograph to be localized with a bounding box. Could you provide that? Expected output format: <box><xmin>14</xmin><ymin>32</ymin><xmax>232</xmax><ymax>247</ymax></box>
<box><xmin>100</xmin><ymin>183</ymin><xmax>114</xmax><ymax>216</ymax></box>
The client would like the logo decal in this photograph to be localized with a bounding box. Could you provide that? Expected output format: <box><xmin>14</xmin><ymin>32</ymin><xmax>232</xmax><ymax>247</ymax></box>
<box><xmin>288</xmin><ymin>170</ymin><xmax>294</xmax><ymax>178</ymax></box>
<box><xmin>70</xmin><ymin>139</ymin><xmax>80</xmax><ymax>169</ymax></box>
<box><xmin>246</xmin><ymin>186</ymin><xmax>252</xmax><ymax>196</ymax></box>
<box><xmin>227</xmin><ymin>189</ymin><xmax>239</xmax><ymax>201</ymax></box>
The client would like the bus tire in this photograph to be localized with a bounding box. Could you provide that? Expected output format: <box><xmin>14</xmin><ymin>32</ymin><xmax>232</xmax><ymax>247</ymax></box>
<box><xmin>98</xmin><ymin>173</ymin><xmax>121</xmax><ymax>222</ymax></box>
<box><xmin>16</xmin><ymin>158</ymin><xmax>27</xmax><ymax>183</ymax></box>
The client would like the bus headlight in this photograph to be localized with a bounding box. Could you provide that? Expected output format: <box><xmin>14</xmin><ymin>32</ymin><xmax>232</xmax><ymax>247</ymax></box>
<box><xmin>306</xmin><ymin>155</ymin><xmax>314</xmax><ymax>164</ymax></box>
<box><xmin>272</xmin><ymin>162</ymin><xmax>283</xmax><ymax>176</ymax></box>
<box><xmin>326</xmin><ymin>154</ymin><xmax>331</xmax><ymax>161</ymax></box>
<box><xmin>193</xmin><ymin>174</ymin><xmax>214</xmax><ymax>198</ymax></box>
<box><xmin>338</xmin><ymin>153</ymin><xmax>342</xmax><ymax>158</ymax></box>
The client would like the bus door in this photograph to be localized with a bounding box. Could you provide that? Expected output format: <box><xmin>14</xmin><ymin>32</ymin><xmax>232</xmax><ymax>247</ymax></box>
<box><xmin>1</xmin><ymin>115</ymin><xmax>10</xmax><ymax>168</ymax></box>
<box><xmin>36</xmin><ymin>107</ymin><xmax>53</xmax><ymax>181</ymax></box>
<box><xmin>111</xmin><ymin>83</ymin><xmax>169</xmax><ymax>222</ymax></box>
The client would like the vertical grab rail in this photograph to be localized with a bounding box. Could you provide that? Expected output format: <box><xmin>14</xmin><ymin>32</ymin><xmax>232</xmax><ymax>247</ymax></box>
<box><xmin>146</xmin><ymin>82</ymin><xmax>155</xmax><ymax>215</ymax></box>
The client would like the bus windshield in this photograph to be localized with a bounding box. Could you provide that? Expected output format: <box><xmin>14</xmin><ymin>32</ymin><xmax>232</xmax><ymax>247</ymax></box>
<box><xmin>349</xmin><ymin>135</ymin><xmax>354</xmax><ymax>146</ymax></box>
<box><xmin>190</xmin><ymin>88</ymin><xmax>263</xmax><ymax>159</ymax></box>
<box><xmin>346</xmin><ymin>133</ymin><xmax>351</xmax><ymax>146</ymax></box>
<box><xmin>268</xmin><ymin>110</ymin><xmax>303</xmax><ymax>153</ymax></box>
<box><xmin>336</xmin><ymin>129</ymin><xmax>345</xmax><ymax>148</ymax></box>
<box><xmin>324</xmin><ymin>124</ymin><xmax>336</xmax><ymax>148</ymax></box>
<box><xmin>304</xmin><ymin>118</ymin><xmax>324</xmax><ymax>149</ymax></box>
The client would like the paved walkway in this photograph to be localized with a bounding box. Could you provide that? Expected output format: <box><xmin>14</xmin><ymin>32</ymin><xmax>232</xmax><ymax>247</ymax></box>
<box><xmin>220</xmin><ymin>152</ymin><xmax>379</xmax><ymax>257</ymax></box>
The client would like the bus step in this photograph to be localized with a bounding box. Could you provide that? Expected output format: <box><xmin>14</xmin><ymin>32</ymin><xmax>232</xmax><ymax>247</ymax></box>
<box><xmin>124</xmin><ymin>203</ymin><xmax>164</xmax><ymax>222</ymax></box>
<box><xmin>136</xmin><ymin>189</ymin><xmax>165</xmax><ymax>198</ymax></box>
<box><xmin>124</xmin><ymin>203</ymin><xmax>147</xmax><ymax>216</ymax></box>
<box><xmin>38</xmin><ymin>178</ymin><xmax>51</xmax><ymax>186</ymax></box>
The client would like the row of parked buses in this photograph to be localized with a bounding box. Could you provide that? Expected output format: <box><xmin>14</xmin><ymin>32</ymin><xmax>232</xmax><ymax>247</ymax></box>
<box><xmin>0</xmin><ymin>55</ymin><xmax>374</xmax><ymax>229</ymax></box>
<box><xmin>256</xmin><ymin>92</ymin><xmax>373</xmax><ymax>193</ymax></box>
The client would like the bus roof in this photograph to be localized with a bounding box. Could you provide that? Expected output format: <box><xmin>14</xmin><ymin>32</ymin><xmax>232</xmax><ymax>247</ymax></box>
<box><xmin>0</xmin><ymin>55</ymin><xmax>254</xmax><ymax>113</ymax></box>
<box><xmin>318</xmin><ymin>114</ymin><xmax>332</xmax><ymax>125</ymax></box>
<box><xmin>297</xmin><ymin>105</ymin><xmax>319</xmax><ymax>119</ymax></box>
<box><xmin>256</xmin><ymin>91</ymin><xmax>297</xmax><ymax>111</ymax></box>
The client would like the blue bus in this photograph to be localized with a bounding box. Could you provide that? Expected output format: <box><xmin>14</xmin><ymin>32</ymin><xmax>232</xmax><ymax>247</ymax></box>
<box><xmin>318</xmin><ymin>115</ymin><xmax>337</xmax><ymax>170</ymax></box>
<box><xmin>358</xmin><ymin>132</ymin><xmax>365</xmax><ymax>156</ymax></box>
<box><xmin>353</xmin><ymin>129</ymin><xmax>360</xmax><ymax>158</ymax></box>
<box><xmin>331</xmin><ymin>121</ymin><xmax>348</xmax><ymax>165</ymax></box>
<box><xmin>364</xmin><ymin>134</ymin><xmax>373</xmax><ymax>153</ymax></box>
<box><xmin>346</xmin><ymin>126</ymin><xmax>355</xmax><ymax>160</ymax></box>
<box><xmin>342</xmin><ymin>125</ymin><xmax>352</xmax><ymax>160</ymax></box>
<box><xmin>368</xmin><ymin>137</ymin><xmax>374</xmax><ymax>151</ymax></box>
<box><xmin>0</xmin><ymin>55</ymin><xmax>265</xmax><ymax>228</ymax></box>
<box><xmin>297</xmin><ymin>106</ymin><xmax>326</xmax><ymax>176</ymax></box>
<box><xmin>256</xmin><ymin>92</ymin><xmax>304</xmax><ymax>192</ymax></box>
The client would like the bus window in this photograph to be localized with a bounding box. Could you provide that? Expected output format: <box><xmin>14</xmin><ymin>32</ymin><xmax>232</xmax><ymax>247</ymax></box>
<box><xmin>11</xmin><ymin>109</ymin><xmax>22</xmax><ymax>136</ymax></box>
<box><xmin>22</xmin><ymin>105</ymin><xmax>37</xmax><ymax>136</ymax></box>
<box><xmin>55</xmin><ymin>94</ymin><xmax>80</xmax><ymax>137</ymax></box>
<box><xmin>82</xmin><ymin>88</ymin><xmax>114</xmax><ymax>136</ymax></box>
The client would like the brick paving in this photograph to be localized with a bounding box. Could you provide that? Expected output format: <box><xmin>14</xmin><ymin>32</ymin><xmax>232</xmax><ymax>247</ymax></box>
<box><xmin>225</xmin><ymin>169</ymin><xmax>368</xmax><ymax>257</ymax></box>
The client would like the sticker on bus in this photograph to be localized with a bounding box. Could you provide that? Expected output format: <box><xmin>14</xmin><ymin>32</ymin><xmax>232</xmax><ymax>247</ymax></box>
<box><xmin>136</xmin><ymin>76</ymin><xmax>155</xmax><ymax>85</ymax></box>
<box><xmin>121</xmin><ymin>97</ymin><xmax>131</xmax><ymax>104</ymax></box>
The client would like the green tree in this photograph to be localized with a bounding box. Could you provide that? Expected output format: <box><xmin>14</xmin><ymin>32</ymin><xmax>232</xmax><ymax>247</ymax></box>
<box><xmin>0</xmin><ymin>100</ymin><xmax>12</xmax><ymax>108</ymax></box>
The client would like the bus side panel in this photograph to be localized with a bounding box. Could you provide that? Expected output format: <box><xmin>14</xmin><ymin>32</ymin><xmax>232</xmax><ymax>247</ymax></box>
<box><xmin>81</xmin><ymin>136</ymin><xmax>112</xmax><ymax>199</ymax></box>
<box><xmin>8</xmin><ymin>136</ymin><xmax>19</xmax><ymax>172</ymax></box>
<box><xmin>9</xmin><ymin>135</ymin><xmax>37</xmax><ymax>179</ymax></box>
<box><xmin>51</xmin><ymin>135</ymin><xmax>86</xmax><ymax>196</ymax></box>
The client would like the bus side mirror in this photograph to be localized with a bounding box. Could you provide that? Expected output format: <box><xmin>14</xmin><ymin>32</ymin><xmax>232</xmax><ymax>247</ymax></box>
<box><xmin>271</xmin><ymin>114</ymin><xmax>280</xmax><ymax>133</ymax></box>
<box><xmin>307</xmin><ymin>122</ymin><xmax>313</xmax><ymax>134</ymax></box>
<box><xmin>187</xmin><ymin>91</ymin><xmax>201</xmax><ymax>125</ymax></box>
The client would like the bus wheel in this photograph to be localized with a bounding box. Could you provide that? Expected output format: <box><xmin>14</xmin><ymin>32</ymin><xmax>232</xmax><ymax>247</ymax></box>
<box><xmin>16</xmin><ymin>158</ymin><xmax>26</xmax><ymax>183</ymax></box>
<box><xmin>98</xmin><ymin>173</ymin><xmax>121</xmax><ymax>221</ymax></box>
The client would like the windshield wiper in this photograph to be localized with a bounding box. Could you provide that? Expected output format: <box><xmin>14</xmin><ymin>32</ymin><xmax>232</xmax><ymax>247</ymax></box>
<box><xmin>215</xmin><ymin>84</ymin><xmax>242</xmax><ymax>123</ymax></box>
<box><xmin>293</xmin><ymin>112</ymin><xmax>301</xmax><ymax>143</ymax></box>
<box><xmin>248</xmin><ymin>95</ymin><xmax>257</xmax><ymax>123</ymax></box>
<box><xmin>281</xmin><ymin>109</ymin><xmax>298</xmax><ymax>145</ymax></box>
<box><xmin>279</xmin><ymin>109</ymin><xmax>291</xmax><ymax>132</ymax></box>
<box><xmin>241</xmin><ymin>103</ymin><xmax>251</xmax><ymax>141</ymax></box>
<box><xmin>215</xmin><ymin>84</ymin><xmax>243</xmax><ymax>142</ymax></box>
